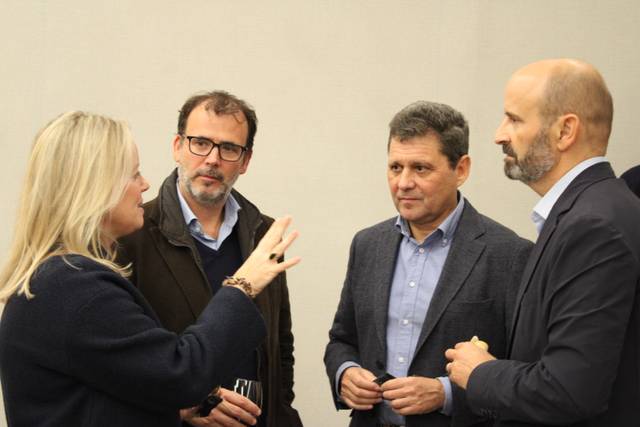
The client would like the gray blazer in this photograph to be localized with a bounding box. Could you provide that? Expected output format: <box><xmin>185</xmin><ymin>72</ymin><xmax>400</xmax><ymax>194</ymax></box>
<box><xmin>324</xmin><ymin>200</ymin><xmax>532</xmax><ymax>427</ymax></box>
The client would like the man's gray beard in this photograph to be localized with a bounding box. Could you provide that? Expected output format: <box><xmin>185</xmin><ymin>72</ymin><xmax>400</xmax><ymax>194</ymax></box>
<box><xmin>178</xmin><ymin>164</ymin><xmax>237</xmax><ymax>206</ymax></box>
<box><xmin>504</xmin><ymin>128</ymin><xmax>557</xmax><ymax>184</ymax></box>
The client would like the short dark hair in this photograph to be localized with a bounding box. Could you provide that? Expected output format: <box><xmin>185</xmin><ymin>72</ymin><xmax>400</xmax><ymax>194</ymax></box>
<box><xmin>388</xmin><ymin>101</ymin><xmax>469</xmax><ymax>168</ymax></box>
<box><xmin>177</xmin><ymin>90</ymin><xmax>258</xmax><ymax>150</ymax></box>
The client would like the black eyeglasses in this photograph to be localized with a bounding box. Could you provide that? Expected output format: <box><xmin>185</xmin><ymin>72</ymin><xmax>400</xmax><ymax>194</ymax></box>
<box><xmin>183</xmin><ymin>135</ymin><xmax>247</xmax><ymax>162</ymax></box>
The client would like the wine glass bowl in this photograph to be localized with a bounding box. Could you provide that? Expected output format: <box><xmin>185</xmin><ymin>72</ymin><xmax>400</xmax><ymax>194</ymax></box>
<box><xmin>233</xmin><ymin>378</ymin><xmax>263</xmax><ymax>409</ymax></box>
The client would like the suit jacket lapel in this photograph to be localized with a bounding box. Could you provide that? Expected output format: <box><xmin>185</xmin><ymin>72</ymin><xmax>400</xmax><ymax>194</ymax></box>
<box><xmin>507</xmin><ymin>162</ymin><xmax>615</xmax><ymax>353</ymax></box>
<box><xmin>506</xmin><ymin>216</ymin><xmax>557</xmax><ymax>353</ymax></box>
<box><xmin>154</xmin><ymin>231</ymin><xmax>210</xmax><ymax>319</ymax></box>
<box><xmin>413</xmin><ymin>202</ymin><xmax>485</xmax><ymax>357</ymax></box>
<box><xmin>233</xmin><ymin>189</ymin><xmax>262</xmax><ymax>262</ymax></box>
<box><xmin>373</xmin><ymin>222</ymin><xmax>403</xmax><ymax>352</ymax></box>
<box><xmin>154</xmin><ymin>173</ymin><xmax>212</xmax><ymax>319</ymax></box>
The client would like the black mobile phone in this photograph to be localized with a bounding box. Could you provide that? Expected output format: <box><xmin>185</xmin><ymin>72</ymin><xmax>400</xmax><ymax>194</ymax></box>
<box><xmin>197</xmin><ymin>392</ymin><xmax>222</xmax><ymax>417</ymax></box>
<box><xmin>373</xmin><ymin>372</ymin><xmax>396</xmax><ymax>385</ymax></box>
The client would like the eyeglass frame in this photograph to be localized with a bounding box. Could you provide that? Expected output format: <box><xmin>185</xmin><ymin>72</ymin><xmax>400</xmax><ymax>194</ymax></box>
<box><xmin>182</xmin><ymin>135</ymin><xmax>248</xmax><ymax>162</ymax></box>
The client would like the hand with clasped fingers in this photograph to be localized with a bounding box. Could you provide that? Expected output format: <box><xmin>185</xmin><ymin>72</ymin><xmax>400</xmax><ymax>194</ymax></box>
<box><xmin>381</xmin><ymin>376</ymin><xmax>445</xmax><ymax>416</ymax></box>
<box><xmin>181</xmin><ymin>387</ymin><xmax>261</xmax><ymax>427</ymax></box>
<box><xmin>445</xmin><ymin>341</ymin><xmax>496</xmax><ymax>389</ymax></box>
<box><xmin>340</xmin><ymin>367</ymin><xmax>383</xmax><ymax>410</ymax></box>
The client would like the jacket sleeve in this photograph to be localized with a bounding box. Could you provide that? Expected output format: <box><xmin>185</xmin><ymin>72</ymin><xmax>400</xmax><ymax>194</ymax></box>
<box><xmin>466</xmin><ymin>215</ymin><xmax>638</xmax><ymax>424</ymax></box>
<box><xmin>324</xmin><ymin>235</ymin><xmax>362</xmax><ymax>409</ymax></box>
<box><xmin>66</xmin><ymin>269</ymin><xmax>266</xmax><ymax>412</ymax></box>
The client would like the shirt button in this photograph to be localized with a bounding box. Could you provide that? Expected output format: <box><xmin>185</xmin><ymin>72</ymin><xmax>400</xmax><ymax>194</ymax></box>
<box><xmin>402</xmin><ymin>319</ymin><xmax>409</xmax><ymax>325</ymax></box>
<box><xmin>409</xmin><ymin>281</ymin><xmax>416</xmax><ymax>287</ymax></box>
<box><xmin>418</xmin><ymin>248</ymin><xmax>425</xmax><ymax>254</ymax></box>
<box><xmin>398</xmin><ymin>356</ymin><xmax>405</xmax><ymax>363</ymax></box>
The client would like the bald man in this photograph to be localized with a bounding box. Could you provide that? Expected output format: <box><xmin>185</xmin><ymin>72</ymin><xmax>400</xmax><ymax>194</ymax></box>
<box><xmin>446</xmin><ymin>59</ymin><xmax>640</xmax><ymax>427</ymax></box>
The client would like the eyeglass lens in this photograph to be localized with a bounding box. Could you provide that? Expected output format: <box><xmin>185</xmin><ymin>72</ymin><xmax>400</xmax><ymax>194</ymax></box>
<box><xmin>188</xmin><ymin>137</ymin><xmax>244</xmax><ymax>161</ymax></box>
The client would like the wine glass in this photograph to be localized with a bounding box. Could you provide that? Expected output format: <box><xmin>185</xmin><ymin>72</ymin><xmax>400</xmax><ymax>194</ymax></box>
<box><xmin>233</xmin><ymin>378</ymin><xmax>263</xmax><ymax>409</ymax></box>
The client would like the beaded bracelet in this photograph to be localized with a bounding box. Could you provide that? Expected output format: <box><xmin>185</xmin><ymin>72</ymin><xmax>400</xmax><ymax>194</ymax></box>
<box><xmin>222</xmin><ymin>276</ymin><xmax>255</xmax><ymax>298</ymax></box>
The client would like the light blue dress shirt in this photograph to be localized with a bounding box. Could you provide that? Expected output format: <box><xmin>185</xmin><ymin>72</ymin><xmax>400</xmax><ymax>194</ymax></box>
<box><xmin>531</xmin><ymin>157</ymin><xmax>607</xmax><ymax>235</ymax></box>
<box><xmin>336</xmin><ymin>195</ymin><xmax>465</xmax><ymax>425</ymax></box>
<box><xmin>176</xmin><ymin>182</ymin><xmax>241</xmax><ymax>249</ymax></box>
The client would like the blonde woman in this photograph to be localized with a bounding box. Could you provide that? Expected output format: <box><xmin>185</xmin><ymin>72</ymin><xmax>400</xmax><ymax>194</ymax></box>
<box><xmin>0</xmin><ymin>111</ymin><xmax>300</xmax><ymax>426</ymax></box>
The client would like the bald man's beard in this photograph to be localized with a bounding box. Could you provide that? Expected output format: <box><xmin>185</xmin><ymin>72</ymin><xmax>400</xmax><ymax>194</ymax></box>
<box><xmin>503</xmin><ymin>128</ymin><xmax>557</xmax><ymax>184</ymax></box>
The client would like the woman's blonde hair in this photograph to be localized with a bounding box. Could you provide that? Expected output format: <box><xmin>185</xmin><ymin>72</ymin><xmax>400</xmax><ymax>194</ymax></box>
<box><xmin>0</xmin><ymin>111</ymin><xmax>136</xmax><ymax>301</ymax></box>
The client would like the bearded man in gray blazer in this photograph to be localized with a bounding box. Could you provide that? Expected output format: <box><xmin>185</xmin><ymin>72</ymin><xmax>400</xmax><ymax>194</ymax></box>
<box><xmin>324</xmin><ymin>101</ymin><xmax>532</xmax><ymax>427</ymax></box>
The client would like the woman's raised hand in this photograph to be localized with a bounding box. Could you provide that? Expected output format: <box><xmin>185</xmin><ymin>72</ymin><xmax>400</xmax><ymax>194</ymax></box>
<box><xmin>230</xmin><ymin>216</ymin><xmax>300</xmax><ymax>296</ymax></box>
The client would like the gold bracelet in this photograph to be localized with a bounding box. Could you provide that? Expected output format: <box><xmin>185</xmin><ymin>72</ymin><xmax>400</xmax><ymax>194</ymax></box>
<box><xmin>222</xmin><ymin>276</ymin><xmax>255</xmax><ymax>298</ymax></box>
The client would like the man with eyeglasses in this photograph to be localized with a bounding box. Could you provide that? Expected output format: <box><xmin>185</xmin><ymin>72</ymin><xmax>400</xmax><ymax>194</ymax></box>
<box><xmin>119</xmin><ymin>91</ymin><xmax>303</xmax><ymax>427</ymax></box>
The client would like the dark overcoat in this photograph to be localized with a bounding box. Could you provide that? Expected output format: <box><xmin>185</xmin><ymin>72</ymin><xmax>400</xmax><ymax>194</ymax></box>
<box><xmin>119</xmin><ymin>170</ymin><xmax>302</xmax><ymax>427</ymax></box>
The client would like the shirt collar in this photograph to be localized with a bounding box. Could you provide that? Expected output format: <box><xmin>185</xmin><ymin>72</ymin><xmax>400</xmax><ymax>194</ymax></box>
<box><xmin>395</xmin><ymin>193</ymin><xmax>465</xmax><ymax>244</ymax></box>
<box><xmin>176</xmin><ymin>180</ymin><xmax>241</xmax><ymax>242</ymax></box>
<box><xmin>531</xmin><ymin>156</ymin><xmax>607</xmax><ymax>234</ymax></box>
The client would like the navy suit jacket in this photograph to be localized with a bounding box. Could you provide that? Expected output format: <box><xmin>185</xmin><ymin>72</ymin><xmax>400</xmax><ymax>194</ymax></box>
<box><xmin>467</xmin><ymin>163</ymin><xmax>640</xmax><ymax>427</ymax></box>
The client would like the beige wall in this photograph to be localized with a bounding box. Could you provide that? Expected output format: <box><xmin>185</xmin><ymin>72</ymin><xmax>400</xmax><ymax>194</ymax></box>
<box><xmin>1</xmin><ymin>1</ymin><xmax>639</xmax><ymax>425</ymax></box>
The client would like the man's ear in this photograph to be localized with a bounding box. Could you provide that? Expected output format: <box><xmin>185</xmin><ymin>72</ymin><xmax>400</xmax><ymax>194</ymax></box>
<box><xmin>455</xmin><ymin>155</ymin><xmax>471</xmax><ymax>188</ymax></box>
<box><xmin>172</xmin><ymin>134</ymin><xmax>183</xmax><ymax>162</ymax></box>
<box><xmin>239</xmin><ymin>149</ymin><xmax>252</xmax><ymax>174</ymax></box>
<box><xmin>554</xmin><ymin>114</ymin><xmax>580</xmax><ymax>152</ymax></box>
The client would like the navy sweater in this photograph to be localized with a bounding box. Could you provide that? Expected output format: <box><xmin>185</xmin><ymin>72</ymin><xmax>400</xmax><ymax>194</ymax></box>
<box><xmin>0</xmin><ymin>255</ymin><xmax>266</xmax><ymax>427</ymax></box>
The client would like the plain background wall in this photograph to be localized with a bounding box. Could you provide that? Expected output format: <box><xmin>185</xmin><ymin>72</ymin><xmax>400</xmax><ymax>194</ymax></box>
<box><xmin>1</xmin><ymin>1</ymin><xmax>639</xmax><ymax>425</ymax></box>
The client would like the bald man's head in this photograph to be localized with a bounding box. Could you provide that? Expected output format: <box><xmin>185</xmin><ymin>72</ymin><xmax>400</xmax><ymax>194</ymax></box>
<box><xmin>518</xmin><ymin>59</ymin><xmax>613</xmax><ymax>149</ymax></box>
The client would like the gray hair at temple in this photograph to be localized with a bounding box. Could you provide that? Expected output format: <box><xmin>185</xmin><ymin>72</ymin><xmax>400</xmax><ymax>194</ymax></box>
<box><xmin>388</xmin><ymin>101</ymin><xmax>469</xmax><ymax>169</ymax></box>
